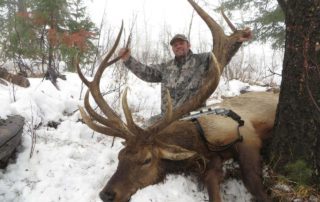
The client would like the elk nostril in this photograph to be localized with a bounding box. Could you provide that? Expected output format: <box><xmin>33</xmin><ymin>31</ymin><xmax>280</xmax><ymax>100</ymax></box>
<box><xmin>99</xmin><ymin>191</ymin><xmax>115</xmax><ymax>202</ymax></box>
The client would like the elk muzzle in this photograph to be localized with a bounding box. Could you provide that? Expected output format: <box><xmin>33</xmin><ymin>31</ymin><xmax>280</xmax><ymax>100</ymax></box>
<box><xmin>99</xmin><ymin>186</ymin><xmax>133</xmax><ymax>202</ymax></box>
<box><xmin>99</xmin><ymin>191</ymin><xmax>117</xmax><ymax>202</ymax></box>
<box><xmin>99</xmin><ymin>169</ymin><xmax>138</xmax><ymax>202</ymax></box>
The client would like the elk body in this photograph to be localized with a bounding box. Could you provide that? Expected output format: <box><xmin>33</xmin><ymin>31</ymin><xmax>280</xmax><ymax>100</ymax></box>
<box><xmin>77</xmin><ymin>1</ymin><xmax>275</xmax><ymax>202</ymax></box>
<box><xmin>101</xmin><ymin>91</ymin><xmax>277</xmax><ymax>202</ymax></box>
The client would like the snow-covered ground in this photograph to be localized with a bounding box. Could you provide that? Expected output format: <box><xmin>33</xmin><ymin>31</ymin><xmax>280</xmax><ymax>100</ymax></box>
<box><xmin>0</xmin><ymin>70</ymin><xmax>277</xmax><ymax>202</ymax></box>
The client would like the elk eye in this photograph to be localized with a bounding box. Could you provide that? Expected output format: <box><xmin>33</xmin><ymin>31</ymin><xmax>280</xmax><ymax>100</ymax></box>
<box><xmin>142</xmin><ymin>158</ymin><xmax>151</xmax><ymax>165</ymax></box>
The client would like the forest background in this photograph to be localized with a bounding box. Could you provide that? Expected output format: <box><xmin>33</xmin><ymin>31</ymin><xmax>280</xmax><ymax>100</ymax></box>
<box><xmin>0</xmin><ymin>0</ymin><xmax>319</xmax><ymax>200</ymax></box>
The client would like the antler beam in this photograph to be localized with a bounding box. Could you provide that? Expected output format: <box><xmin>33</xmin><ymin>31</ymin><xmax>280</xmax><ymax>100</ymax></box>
<box><xmin>77</xmin><ymin>23</ymin><xmax>135</xmax><ymax>141</ymax></box>
<box><xmin>187</xmin><ymin>0</ymin><xmax>252</xmax><ymax>68</ymax></box>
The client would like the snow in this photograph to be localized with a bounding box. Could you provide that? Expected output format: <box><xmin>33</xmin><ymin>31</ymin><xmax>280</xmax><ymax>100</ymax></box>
<box><xmin>0</xmin><ymin>69</ymin><xmax>275</xmax><ymax>202</ymax></box>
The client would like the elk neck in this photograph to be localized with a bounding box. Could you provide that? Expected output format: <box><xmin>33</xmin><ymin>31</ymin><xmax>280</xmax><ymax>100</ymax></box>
<box><xmin>156</xmin><ymin>120</ymin><xmax>211</xmax><ymax>173</ymax></box>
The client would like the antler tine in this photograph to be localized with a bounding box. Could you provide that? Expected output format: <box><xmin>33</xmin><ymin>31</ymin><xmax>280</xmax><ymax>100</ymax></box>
<box><xmin>187</xmin><ymin>0</ymin><xmax>226</xmax><ymax>56</ymax></box>
<box><xmin>76</xmin><ymin>58</ymin><xmax>90</xmax><ymax>87</ymax></box>
<box><xmin>164</xmin><ymin>89</ymin><xmax>173</xmax><ymax>121</ymax></box>
<box><xmin>94</xmin><ymin>22</ymin><xmax>124</xmax><ymax>85</ymax></box>
<box><xmin>220</xmin><ymin>8</ymin><xmax>237</xmax><ymax>32</ymax></box>
<box><xmin>79</xmin><ymin>106</ymin><xmax>130</xmax><ymax>140</ymax></box>
<box><xmin>76</xmin><ymin>22</ymin><xmax>124</xmax><ymax>122</ymax></box>
<box><xmin>187</xmin><ymin>0</ymin><xmax>249</xmax><ymax>69</ymax></box>
<box><xmin>121</xmin><ymin>87</ymin><xmax>145</xmax><ymax>134</ymax></box>
<box><xmin>82</xmin><ymin>87</ymin><xmax>136</xmax><ymax>139</ymax></box>
<box><xmin>150</xmin><ymin>90</ymin><xmax>173</xmax><ymax>130</ymax></box>
<box><xmin>83</xmin><ymin>90</ymin><xmax>121</xmax><ymax>128</ymax></box>
<box><xmin>85</xmin><ymin>24</ymin><xmax>124</xmax><ymax>122</ymax></box>
<box><xmin>147</xmin><ymin>52</ymin><xmax>221</xmax><ymax>133</ymax></box>
<box><xmin>105</xmin><ymin>31</ymin><xmax>132</xmax><ymax>66</ymax></box>
<box><xmin>77</xmin><ymin>22</ymin><xmax>137</xmax><ymax>140</ymax></box>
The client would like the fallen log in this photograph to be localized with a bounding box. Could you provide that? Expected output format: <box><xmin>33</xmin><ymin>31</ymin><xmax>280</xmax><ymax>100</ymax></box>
<box><xmin>0</xmin><ymin>67</ymin><xmax>30</xmax><ymax>87</ymax></box>
<box><xmin>0</xmin><ymin>115</ymin><xmax>24</xmax><ymax>168</ymax></box>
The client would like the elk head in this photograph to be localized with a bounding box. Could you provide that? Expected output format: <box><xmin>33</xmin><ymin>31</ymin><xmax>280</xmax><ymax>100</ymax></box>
<box><xmin>77</xmin><ymin>1</ymin><xmax>251</xmax><ymax>201</ymax></box>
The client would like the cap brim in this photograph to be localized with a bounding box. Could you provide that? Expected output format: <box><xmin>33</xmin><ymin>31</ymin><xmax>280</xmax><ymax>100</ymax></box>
<box><xmin>170</xmin><ymin>38</ymin><xmax>188</xmax><ymax>45</ymax></box>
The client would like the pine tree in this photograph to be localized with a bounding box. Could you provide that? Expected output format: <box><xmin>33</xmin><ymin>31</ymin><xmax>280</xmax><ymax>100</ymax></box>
<box><xmin>60</xmin><ymin>0</ymin><xmax>97</xmax><ymax>72</ymax></box>
<box><xmin>217</xmin><ymin>0</ymin><xmax>285</xmax><ymax>49</ymax></box>
<box><xmin>0</xmin><ymin>0</ymin><xmax>98</xmax><ymax>81</ymax></box>
<box><xmin>0</xmin><ymin>0</ymin><xmax>38</xmax><ymax>74</ymax></box>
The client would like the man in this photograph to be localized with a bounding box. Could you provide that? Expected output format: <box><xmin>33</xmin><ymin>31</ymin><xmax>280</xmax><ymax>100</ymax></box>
<box><xmin>119</xmin><ymin>34</ymin><xmax>211</xmax><ymax>110</ymax></box>
<box><xmin>118</xmin><ymin>33</ymin><xmax>251</xmax><ymax>124</ymax></box>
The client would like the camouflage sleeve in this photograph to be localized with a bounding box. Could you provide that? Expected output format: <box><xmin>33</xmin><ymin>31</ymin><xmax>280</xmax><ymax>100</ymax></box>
<box><xmin>123</xmin><ymin>56</ymin><xmax>165</xmax><ymax>82</ymax></box>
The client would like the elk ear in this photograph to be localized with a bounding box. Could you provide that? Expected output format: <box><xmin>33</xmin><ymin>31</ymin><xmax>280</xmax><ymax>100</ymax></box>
<box><xmin>156</xmin><ymin>141</ymin><xmax>197</xmax><ymax>160</ymax></box>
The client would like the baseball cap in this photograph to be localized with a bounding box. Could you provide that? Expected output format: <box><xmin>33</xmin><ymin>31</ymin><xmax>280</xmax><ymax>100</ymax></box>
<box><xmin>170</xmin><ymin>34</ymin><xmax>189</xmax><ymax>45</ymax></box>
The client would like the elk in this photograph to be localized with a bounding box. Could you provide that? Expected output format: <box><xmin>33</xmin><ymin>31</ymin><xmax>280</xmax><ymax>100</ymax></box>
<box><xmin>77</xmin><ymin>0</ymin><xmax>277</xmax><ymax>202</ymax></box>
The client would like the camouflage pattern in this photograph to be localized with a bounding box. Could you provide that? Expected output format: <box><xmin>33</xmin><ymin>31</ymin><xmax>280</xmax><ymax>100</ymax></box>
<box><xmin>123</xmin><ymin>50</ymin><xmax>213</xmax><ymax>115</ymax></box>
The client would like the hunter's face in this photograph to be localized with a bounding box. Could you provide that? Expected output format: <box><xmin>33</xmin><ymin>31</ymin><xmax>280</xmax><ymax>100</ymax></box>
<box><xmin>171</xmin><ymin>40</ymin><xmax>190</xmax><ymax>57</ymax></box>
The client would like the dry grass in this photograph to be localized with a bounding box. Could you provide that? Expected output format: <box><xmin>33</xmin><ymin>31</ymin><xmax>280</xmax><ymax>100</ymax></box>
<box><xmin>265</xmin><ymin>168</ymin><xmax>320</xmax><ymax>201</ymax></box>
<box><xmin>223</xmin><ymin>161</ymin><xmax>320</xmax><ymax>201</ymax></box>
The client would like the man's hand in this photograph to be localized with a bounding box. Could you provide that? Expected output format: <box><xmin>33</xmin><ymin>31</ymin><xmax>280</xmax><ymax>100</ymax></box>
<box><xmin>237</xmin><ymin>27</ymin><xmax>253</xmax><ymax>42</ymax></box>
<box><xmin>118</xmin><ymin>48</ymin><xmax>131</xmax><ymax>62</ymax></box>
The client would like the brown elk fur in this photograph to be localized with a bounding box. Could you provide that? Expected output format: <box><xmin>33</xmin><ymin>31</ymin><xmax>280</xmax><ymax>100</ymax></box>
<box><xmin>98</xmin><ymin>92</ymin><xmax>278</xmax><ymax>202</ymax></box>
<box><xmin>155</xmin><ymin>91</ymin><xmax>278</xmax><ymax>201</ymax></box>
<box><xmin>200</xmin><ymin>91</ymin><xmax>278</xmax><ymax>144</ymax></box>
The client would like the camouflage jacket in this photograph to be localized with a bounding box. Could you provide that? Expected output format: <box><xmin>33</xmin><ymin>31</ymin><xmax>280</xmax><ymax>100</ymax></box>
<box><xmin>123</xmin><ymin>50</ymin><xmax>213</xmax><ymax>114</ymax></box>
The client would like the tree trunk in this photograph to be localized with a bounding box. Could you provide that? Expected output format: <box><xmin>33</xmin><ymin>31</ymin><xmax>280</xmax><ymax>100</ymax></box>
<box><xmin>270</xmin><ymin>0</ymin><xmax>320</xmax><ymax>185</ymax></box>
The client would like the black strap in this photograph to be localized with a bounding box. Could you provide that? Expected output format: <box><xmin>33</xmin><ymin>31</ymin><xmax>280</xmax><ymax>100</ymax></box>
<box><xmin>191</xmin><ymin>109</ymin><xmax>244</xmax><ymax>152</ymax></box>
<box><xmin>191</xmin><ymin>118</ymin><xmax>206</xmax><ymax>142</ymax></box>
<box><xmin>226</xmin><ymin>110</ymin><xmax>244</xmax><ymax>126</ymax></box>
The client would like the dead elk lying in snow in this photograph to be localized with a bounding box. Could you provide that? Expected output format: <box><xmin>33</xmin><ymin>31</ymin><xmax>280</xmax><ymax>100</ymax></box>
<box><xmin>76</xmin><ymin>1</ymin><xmax>277</xmax><ymax>202</ymax></box>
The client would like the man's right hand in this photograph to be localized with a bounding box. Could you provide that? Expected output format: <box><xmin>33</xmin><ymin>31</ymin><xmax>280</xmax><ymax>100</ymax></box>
<box><xmin>118</xmin><ymin>48</ymin><xmax>131</xmax><ymax>62</ymax></box>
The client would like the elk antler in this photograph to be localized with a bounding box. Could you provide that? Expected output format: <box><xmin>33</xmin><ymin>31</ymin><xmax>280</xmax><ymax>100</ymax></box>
<box><xmin>147</xmin><ymin>52</ymin><xmax>221</xmax><ymax>134</ymax></box>
<box><xmin>77</xmin><ymin>22</ymin><xmax>137</xmax><ymax>141</ymax></box>
<box><xmin>187</xmin><ymin>0</ymin><xmax>252</xmax><ymax>69</ymax></box>
<box><xmin>78</xmin><ymin>1</ymin><xmax>249</xmax><ymax>141</ymax></box>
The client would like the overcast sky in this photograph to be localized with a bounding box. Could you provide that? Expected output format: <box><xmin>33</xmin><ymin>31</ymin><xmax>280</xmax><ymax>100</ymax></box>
<box><xmin>85</xmin><ymin>0</ymin><xmax>283</xmax><ymax>71</ymax></box>
<box><xmin>87</xmin><ymin>0</ymin><xmax>197</xmax><ymax>31</ymax></box>
<box><xmin>85</xmin><ymin>0</ymin><xmax>221</xmax><ymax>49</ymax></box>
